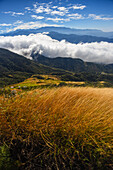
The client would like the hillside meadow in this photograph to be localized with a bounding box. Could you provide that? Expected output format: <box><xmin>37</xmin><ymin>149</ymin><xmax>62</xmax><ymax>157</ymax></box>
<box><xmin>0</xmin><ymin>86</ymin><xmax>113</xmax><ymax>169</ymax></box>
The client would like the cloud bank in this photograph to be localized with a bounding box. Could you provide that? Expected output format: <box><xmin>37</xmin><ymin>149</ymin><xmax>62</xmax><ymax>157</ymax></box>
<box><xmin>0</xmin><ymin>33</ymin><xmax>113</xmax><ymax>64</ymax></box>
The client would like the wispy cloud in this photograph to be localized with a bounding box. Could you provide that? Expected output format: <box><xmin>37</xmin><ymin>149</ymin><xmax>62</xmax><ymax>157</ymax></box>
<box><xmin>69</xmin><ymin>5</ymin><xmax>86</xmax><ymax>10</ymax></box>
<box><xmin>11</xmin><ymin>22</ymin><xmax>53</xmax><ymax>30</ymax></box>
<box><xmin>58</xmin><ymin>6</ymin><xmax>68</xmax><ymax>13</ymax></box>
<box><xmin>0</xmin><ymin>23</ymin><xmax>12</xmax><ymax>26</ymax></box>
<box><xmin>51</xmin><ymin>10</ymin><xmax>66</xmax><ymax>16</ymax></box>
<box><xmin>68</xmin><ymin>13</ymin><xmax>84</xmax><ymax>20</ymax></box>
<box><xmin>4</xmin><ymin>11</ymin><xmax>24</xmax><ymax>16</ymax></box>
<box><xmin>6</xmin><ymin>21</ymin><xmax>63</xmax><ymax>33</ymax></box>
<box><xmin>0</xmin><ymin>21</ymin><xmax>23</xmax><ymax>33</ymax></box>
<box><xmin>25</xmin><ymin>7</ymin><xmax>31</xmax><ymax>11</ymax></box>
<box><xmin>46</xmin><ymin>17</ymin><xmax>70</xmax><ymax>22</ymax></box>
<box><xmin>89</xmin><ymin>14</ymin><xmax>113</xmax><ymax>20</ymax></box>
<box><xmin>52</xmin><ymin>6</ymin><xmax>58</xmax><ymax>9</ymax></box>
<box><xmin>13</xmin><ymin>20</ymin><xmax>23</xmax><ymax>25</ymax></box>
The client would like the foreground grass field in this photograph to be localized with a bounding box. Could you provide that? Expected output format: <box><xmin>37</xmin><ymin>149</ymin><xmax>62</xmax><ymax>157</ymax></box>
<box><xmin>0</xmin><ymin>87</ymin><xmax>113</xmax><ymax>169</ymax></box>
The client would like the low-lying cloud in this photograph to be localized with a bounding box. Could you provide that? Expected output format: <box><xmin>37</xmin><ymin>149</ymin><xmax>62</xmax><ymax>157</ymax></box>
<box><xmin>0</xmin><ymin>33</ymin><xmax>113</xmax><ymax>64</ymax></box>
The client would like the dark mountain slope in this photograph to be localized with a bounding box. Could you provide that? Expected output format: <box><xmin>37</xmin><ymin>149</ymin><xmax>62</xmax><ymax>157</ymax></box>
<box><xmin>0</xmin><ymin>48</ymin><xmax>71</xmax><ymax>86</ymax></box>
<box><xmin>0</xmin><ymin>48</ymin><xmax>71</xmax><ymax>74</ymax></box>
<box><xmin>34</xmin><ymin>54</ymin><xmax>105</xmax><ymax>73</ymax></box>
<box><xmin>35</xmin><ymin>54</ymin><xmax>113</xmax><ymax>74</ymax></box>
<box><xmin>34</xmin><ymin>55</ymin><xmax>113</xmax><ymax>85</ymax></box>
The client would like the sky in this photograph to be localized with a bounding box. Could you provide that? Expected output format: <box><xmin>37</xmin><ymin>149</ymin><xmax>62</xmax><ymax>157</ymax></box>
<box><xmin>0</xmin><ymin>0</ymin><xmax>113</xmax><ymax>34</ymax></box>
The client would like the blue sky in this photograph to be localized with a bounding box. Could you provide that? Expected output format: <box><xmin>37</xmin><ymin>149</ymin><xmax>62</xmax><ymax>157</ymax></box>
<box><xmin>0</xmin><ymin>0</ymin><xmax>113</xmax><ymax>33</ymax></box>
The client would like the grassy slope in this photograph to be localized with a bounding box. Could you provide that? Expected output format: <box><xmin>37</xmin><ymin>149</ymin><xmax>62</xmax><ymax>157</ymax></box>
<box><xmin>0</xmin><ymin>74</ymin><xmax>111</xmax><ymax>97</ymax></box>
<box><xmin>0</xmin><ymin>87</ymin><xmax>113</xmax><ymax>169</ymax></box>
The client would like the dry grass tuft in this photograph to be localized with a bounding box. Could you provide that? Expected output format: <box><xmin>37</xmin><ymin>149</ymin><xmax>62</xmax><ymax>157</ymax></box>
<box><xmin>0</xmin><ymin>87</ymin><xmax>113</xmax><ymax>169</ymax></box>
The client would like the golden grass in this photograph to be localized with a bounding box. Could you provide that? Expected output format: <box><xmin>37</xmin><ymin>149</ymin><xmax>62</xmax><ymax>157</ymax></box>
<box><xmin>13</xmin><ymin>75</ymin><xmax>61</xmax><ymax>89</ymax></box>
<box><xmin>0</xmin><ymin>87</ymin><xmax>113</xmax><ymax>169</ymax></box>
<box><xmin>66</xmin><ymin>81</ymin><xmax>85</xmax><ymax>85</ymax></box>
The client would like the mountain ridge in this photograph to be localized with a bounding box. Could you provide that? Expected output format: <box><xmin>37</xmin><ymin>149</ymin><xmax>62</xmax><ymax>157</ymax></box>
<box><xmin>33</xmin><ymin>53</ymin><xmax>113</xmax><ymax>74</ymax></box>
<box><xmin>1</xmin><ymin>26</ymin><xmax>113</xmax><ymax>38</ymax></box>
<box><xmin>1</xmin><ymin>48</ymin><xmax>113</xmax><ymax>87</ymax></box>
<box><xmin>48</xmin><ymin>31</ymin><xmax>113</xmax><ymax>43</ymax></box>
<box><xmin>0</xmin><ymin>48</ymin><xmax>72</xmax><ymax>86</ymax></box>
<box><xmin>1</xmin><ymin>48</ymin><xmax>113</xmax><ymax>75</ymax></box>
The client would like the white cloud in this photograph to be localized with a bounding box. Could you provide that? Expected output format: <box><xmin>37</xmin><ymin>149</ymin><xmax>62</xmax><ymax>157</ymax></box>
<box><xmin>68</xmin><ymin>13</ymin><xmax>84</xmax><ymax>19</ymax></box>
<box><xmin>48</xmin><ymin>1</ymin><xmax>52</xmax><ymax>5</ymax></box>
<box><xmin>0</xmin><ymin>33</ymin><xmax>113</xmax><ymax>64</ymax></box>
<box><xmin>4</xmin><ymin>11</ymin><xmax>24</xmax><ymax>16</ymax></box>
<box><xmin>51</xmin><ymin>10</ymin><xmax>65</xmax><ymax>16</ymax></box>
<box><xmin>0</xmin><ymin>23</ymin><xmax>12</xmax><ymax>26</ymax></box>
<box><xmin>46</xmin><ymin>17</ymin><xmax>70</xmax><ymax>22</ymax></box>
<box><xmin>69</xmin><ymin>5</ymin><xmax>86</xmax><ymax>10</ymax></box>
<box><xmin>35</xmin><ymin>5</ymin><xmax>51</xmax><ymax>14</ymax></box>
<box><xmin>25</xmin><ymin>7</ymin><xmax>31</xmax><ymax>11</ymax></box>
<box><xmin>33</xmin><ymin>4</ymin><xmax>37</xmax><ymax>9</ymax></box>
<box><xmin>6</xmin><ymin>22</ymin><xmax>62</xmax><ymax>33</ymax></box>
<box><xmin>52</xmin><ymin>6</ymin><xmax>58</xmax><ymax>9</ymax></box>
<box><xmin>44</xmin><ymin>7</ymin><xmax>52</xmax><ymax>14</ymax></box>
<box><xmin>31</xmin><ymin>2</ymin><xmax>86</xmax><ymax>20</ymax></box>
<box><xmin>31</xmin><ymin>15</ymin><xmax>44</xmax><ymax>20</ymax></box>
<box><xmin>12</xmin><ymin>22</ymin><xmax>41</xmax><ymax>30</ymax></box>
<box><xmin>58</xmin><ymin>7</ymin><xmax>66</xmax><ymax>11</ymax></box>
<box><xmin>35</xmin><ymin>6</ymin><xmax>44</xmax><ymax>13</ymax></box>
<box><xmin>89</xmin><ymin>14</ymin><xmax>113</xmax><ymax>20</ymax></box>
<box><xmin>13</xmin><ymin>20</ymin><xmax>23</xmax><ymax>25</ymax></box>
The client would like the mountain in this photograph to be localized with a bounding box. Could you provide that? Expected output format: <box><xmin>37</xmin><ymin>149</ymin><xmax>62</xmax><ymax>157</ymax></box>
<box><xmin>1</xmin><ymin>48</ymin><xmax>113</xmax><ymax>76</ymax></box>
<box><xmin>0</xmin><ymin>48</ymin><xmax>49</xmax><ymax>74</ymax></box>
<box><xmin>48</xmin><ymin>32</ymin><xmax>113</xmax><ymax>43</ymax></box>
<box><xmin>33</xmin><ymin>54</ymin><xmax>113</xmax><ymax>84</ymax></box>
<box><xmin>1</xmin><ymin>48</ymin><xmax>113</xmax><ymax>87</ymax></box>
<box><xmin>0</xmin><ymin>48</ymin><xmax>71</xmax><ymax>86</ymax></box>
<box><xmin>1</xmin><ymin>26</ymin><xmax>113</xmax><ymax>38</ymax></box>
<box><xmin>34</xmin><ymin>54</ymin><xmax>113</xmax><ymax>74</ymax></box>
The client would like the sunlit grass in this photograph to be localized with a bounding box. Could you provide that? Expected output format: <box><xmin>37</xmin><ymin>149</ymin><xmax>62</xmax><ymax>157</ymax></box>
<box><xmin>0</xmin><ymin>87</ymin><xmax>113</xmax><ymax>169</ymax></box>
<box><xmin>13</xmin><ymin>76</ymin><xmax>61</xmax><ymax>89</ymax></box>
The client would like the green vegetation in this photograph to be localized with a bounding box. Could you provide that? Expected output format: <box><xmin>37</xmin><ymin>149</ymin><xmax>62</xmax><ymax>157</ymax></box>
<box><xmin>1</xmin><ymin>73</ymin><xmax>113</xmax><ymax>98</ymax></box>
<box><xmin>0</xmin><ymin>145</ymin><xmax>18</xmax><ymax>170</ymax></box>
